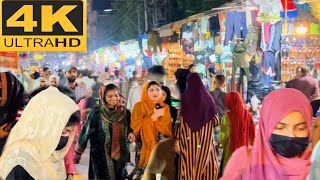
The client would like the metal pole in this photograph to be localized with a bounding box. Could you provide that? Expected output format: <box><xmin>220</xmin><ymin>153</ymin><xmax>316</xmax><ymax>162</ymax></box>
<box><xmin>137</xmin><ymin>6</ymin><xmax>141</xmax><ymax>35</ymax></box>
<box><xmin>144</xmin><ymin>0</ymin><xmax>148</xmax><ymax>32</ymax></box>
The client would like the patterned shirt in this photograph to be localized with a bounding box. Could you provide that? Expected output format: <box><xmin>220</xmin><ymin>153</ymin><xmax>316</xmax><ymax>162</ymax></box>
<box><xmin>65</xmin><ymin>83</ymin><xmax>88</xmax><ymax>103</ymax></box>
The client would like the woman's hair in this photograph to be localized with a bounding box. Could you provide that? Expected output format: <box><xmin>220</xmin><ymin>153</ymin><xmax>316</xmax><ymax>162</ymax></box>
<box><xmin>188</xmin><ymin>64</ymin><xmax>196</xmax><ymax>70</ymax></box>
<box><xmin>66</xmin><ymin>110</ymin><xmax>80</xmax><ymax>127</ymax></box>
<box><xmin>147</xmin><ymin>81</ymin><xmax>161</xmax><ymax>90</ymax></box>
<box><xmin>33</xmin><ymin>72</ymin><xmax>40</xmax><ymax>79</ymax></box>
<box><xmin>103</xmin><ymin>84</ymin><xmax>119</xmax><ymax>95</ymax></box>
<box><xmin>103</xmin><ymin>84</ymin><xmax>119</xmax><ymax>103</ymax></box>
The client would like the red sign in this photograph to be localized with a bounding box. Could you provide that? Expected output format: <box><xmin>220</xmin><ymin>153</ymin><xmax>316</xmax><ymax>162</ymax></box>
<box><xmin>0</xmin><ymin>52</ymin><xmax>19</xmax><ymax>69</ymax></box>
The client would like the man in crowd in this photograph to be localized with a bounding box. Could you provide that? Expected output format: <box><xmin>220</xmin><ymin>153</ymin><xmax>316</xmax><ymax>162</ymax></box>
<box><xmin>114</xmin><ymin>69</ymin><xmax>128</xmax><ymax>98</ymax></box>
<box><xmin>208</xmin><ymin>67</ymin><xmax>216</xmax><ymax>91</ymax></box>
<box><xmin>42</xmin><ymin>67</ymin><xmax>51</xmax><ymax>82</ymax></box>
<box><xmin>57</xmin><ymin>69</ymin><xmax>67</xmax><ymax>86</ymax></box>
<box><xmin>98</xmin><ymin>67</ymin><xmax>111</xmax><ymax>83</ymax></box>
<box><xmin>49</xmin><ymin>75</ymin><xmax>59</xmax><ymax>87</ymax></box>
<box><xmin>127</xmin><ymin>74</ymin><xmax>145</xmax><ymax>111</ymax></box>
<box><xmin>81</xmin><ymin>69</ymin><xmax>95</xmax><ymax>96</ymax></box>
<box><xmin>39</xmin><ymin>77</ymin><xmax>48</xmax><ymax>88</ymax></box>
<box><xmin>210</xmin><ymin>75</ymin><xmax>227</xmax><ymax>119</ymax></box>
<box><xmin>64</xmin><ymin>65</ymin><xmax>88</xmax><ymax>103</ymax></box>
<box><xmin>286</xmin><ymin>66</ymin><xmax>319</xmax><ymax>101</ymax></box>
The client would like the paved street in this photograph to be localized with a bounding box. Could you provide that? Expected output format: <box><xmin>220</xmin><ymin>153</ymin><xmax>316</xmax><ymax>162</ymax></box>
<box><xmin>76</xmin><ymin>145</ymin><xmax>90</xmax><ymax>179</ymax></box>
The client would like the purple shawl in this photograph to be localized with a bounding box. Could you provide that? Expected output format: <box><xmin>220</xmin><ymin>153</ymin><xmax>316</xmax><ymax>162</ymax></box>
<box><xmin>181</xmin><ymin>73</ymin><xmax>218</xmax><ymax>132</ymax></box>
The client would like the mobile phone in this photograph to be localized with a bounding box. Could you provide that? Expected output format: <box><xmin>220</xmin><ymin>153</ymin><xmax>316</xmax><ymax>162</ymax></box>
<box><xmin>155</xmin><ymin>103</ymin><xmax>163</xmax><ymax>109</ymax></box>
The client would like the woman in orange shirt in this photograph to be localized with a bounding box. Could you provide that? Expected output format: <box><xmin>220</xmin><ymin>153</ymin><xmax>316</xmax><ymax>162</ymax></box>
<box><xmin>131</xmin><ymin>81</ymin><xmax>172</xmax><ymax>170</ymax></box>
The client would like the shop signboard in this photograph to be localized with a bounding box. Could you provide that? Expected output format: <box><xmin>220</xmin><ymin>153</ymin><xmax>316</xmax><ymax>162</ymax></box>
<box><xmin>0</xmin><ymin>52</ymin><xmax>19</xmax><ymax>69</ymax></box>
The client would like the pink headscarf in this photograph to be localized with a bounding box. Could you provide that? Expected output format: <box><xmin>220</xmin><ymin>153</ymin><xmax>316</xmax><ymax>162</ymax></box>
<box><xmin>222</xmin><ymin>88</ymin><xmax>312</xmax><ymax>180</ymax></box>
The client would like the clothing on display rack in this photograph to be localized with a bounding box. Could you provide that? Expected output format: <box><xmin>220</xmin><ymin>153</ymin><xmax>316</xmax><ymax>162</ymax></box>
<box><xmin>192</xmin><ymin>23</ymin><xmax>200</xmax><ymax>41</ymax></box>
<box><xmin>182</xmin><ymin>23</ymin><xmax>195</xmax><ymax>40</ymax></box>
<box><xmin>142</xmin><ymin>55</ymin><xmax>153</xmax><ymax>71</ymax></box>
<box><xmin>193</xmin><ymin>51</ymin><xmax>206</xmax><ymax>64</ymax></box>
<box><xmin>231</xmin><ymin>42</ymin><xmax>251</xmax><ymax>81</ymax></box>
<box><xmin>245</xmin><ymin>25</ymin><xmax>261</xmax><ymax>55</ymax></box>
<box><xmin>148</xmin><ymin>31</ymin><xmax>158</xmax><ymax>51</ymax></box>
<box><xmin>224</xmin><ymin>11</ymin><xmax>248</xmax><ymax>45</ymax></box>
<box><xmin>254</xmin><ymin>0</ymin><xmax>283</xmax><ymax>23</ymax></box>
<box><xmin>262</xmin><ymin>51</ymin><xmax>276</xmax><ymax>77</ymax></box>
<box><xmin>249</xmin><ymin>59</ymin><xmax>262</xmax><ymax>81</ymax></box>
<box><xmin>268</xmin><ymin>22</ymin><xmax>283</xmax><ymax>52</ymax></box>
<box><xmin>200</xmin><ymin>17</ymin><xmax>210</xmax><ymax>35</ymax></box>
<box><xmin>311</xmin><ymin>23</ymin><xmax>319</xmax><ymax>35</ymax></box>
<box><xmin>209</xmin><ymin>15</ymin><xmax>221</xmax><ymax>36</ymax></box>
<box><xmin>206</xmin><ymin>37</ymin><xmax>215</xmax><ymax>50</ymax></box>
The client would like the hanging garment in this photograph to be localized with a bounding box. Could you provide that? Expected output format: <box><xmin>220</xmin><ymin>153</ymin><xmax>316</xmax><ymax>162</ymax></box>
<box><xmin>310</xmin><ymin>23</ymin><xmax>319</xmax><ymax>35</ymax></box>
<box><xmin>181</xmin><ymin>23</ymin><xmax>195</xmax><ymax>40</ymax></box>
<box><xmin>262</xmin><ymin>51</ymin><xmax>276</xmax><ymax>77</ymax></box>
<box><xmin>268</xmin><ymin>22</ymin><xmax>283</xmax><ymax>52</ymax></box>
<box><xmin>232</xmin><ymin>43</ymin><xmax>251</xmax><ymax>80</ymax></box>
<box><xmin>245</xmin><ymin>25</ymin><xmax>260</xmax><ymax>56</ymax></box>
<box><xmin>224</xmin><ymin>11</ymin><xmax>248</xmax><ymax>45</ymax></box>
<box><xmin>209</xmin><ymin>15</ymin><xmax>221</xmax><ymax>36</ymax></box>
<box><xmin>148</xmin><ymin>31</ymin><xmax>158</xmax><ymax>51</ymax></box>
<box><xmin>200</xmin><ymin>17</ymin><xmax>210</xmax><ymax>34</ymax></box>
<box><xmin>254</xmin><ymin>0</ymin><xmax>283</xmax><ymax>24</ymax></box>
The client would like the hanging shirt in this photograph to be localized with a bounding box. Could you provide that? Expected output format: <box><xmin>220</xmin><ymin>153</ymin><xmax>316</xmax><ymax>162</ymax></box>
<box><xmin>200</xmin><ymin>17</ymin><xmax>209</xmax><ymax>34</ymax></box>
<box><xmin>254</xmin><ymin>0</ymin><xmax>283</xmax><ymax>24</ymax></box>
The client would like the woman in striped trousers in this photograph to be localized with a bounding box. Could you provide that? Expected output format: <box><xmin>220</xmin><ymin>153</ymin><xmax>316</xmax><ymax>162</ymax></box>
<box><xmin>176</xmin><ymin>73</ymin><xmax>219</xmax><ymax>180</ymax></box>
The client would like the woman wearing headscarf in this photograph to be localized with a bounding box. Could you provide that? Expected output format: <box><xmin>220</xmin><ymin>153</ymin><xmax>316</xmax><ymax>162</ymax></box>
<box><xmin>177</xmin><ymin>73</ymin><xmax>219</xmax><ymax>180</ymax></box>
<box><xmin>141</xmin><ymin>86</ymin><xmax>178</xmax><ymax>180</ymax></box>
<box><xmin>221</xmin><ymin>88</ymin><xmax>313</xmax><ymax>180</ymax></box>
<box><xmin>219</xmin><ymin>91</ymin><xmax>255</xmax><ymax>175</ymax></box>
<box><xmin>174</xmin><ymin>68</ymin><xmax>189</xmax><ymax>96</ymax></box>
<box><xmin>0</xmin><ymin>72</ymin><xmax>25</xmax><ymax>155</ymax></box>
<box><xmin>131</xmin><ymin>81</ymin><xmax>172</xmax><ymax>169</ymax></box>
<box><xmin>75</xmin><ymin>84</ymin><xmax>133</xmax><ymax>180</ymax></box>
<box><xmin>161</xmin><ymin>86</ymin><xmax>178</xmax><ymax>129</ymax></box>
<box><xmin>64</xmin><ymin>97</ymin><xmax>96</xmax><ymax>177</ymax></box>
<box><xmin>0</xmin><ymin>87</ymin><xmax>79</xmax><ymax>179</ymax></box>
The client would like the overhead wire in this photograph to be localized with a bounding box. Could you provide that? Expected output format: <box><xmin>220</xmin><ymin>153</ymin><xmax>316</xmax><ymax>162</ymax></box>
<box><xmin>99</xmin><ymin>0</ymin><xmax>138</xmax><ymax>40</ymax></box>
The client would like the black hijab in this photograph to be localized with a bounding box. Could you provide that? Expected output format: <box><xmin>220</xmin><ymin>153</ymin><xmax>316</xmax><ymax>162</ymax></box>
<box><xmin>181</xmin><ymin>73</ymin><xmax>218</xmax><ymax>132</ymax></box>
<box><xmin>0</xmin><ymin>72</ymin><xmax>25</xmax><ymax>126</ymax></box>
<box><xmin>162</xmin><ymin>86</ymin><xmax>178</xmax><ymax>128</ymax></box>
<box><xmin>174</xmin><ymin>68</ymin><xmax>189</xmax><ymax>95</ymax></box>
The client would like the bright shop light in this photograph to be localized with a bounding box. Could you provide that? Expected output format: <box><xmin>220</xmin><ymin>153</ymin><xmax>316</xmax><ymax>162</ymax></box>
<box><xmin>296</xmin><ymin>25</ymin><xmax>307</xmax><ymax>34</ymax></box>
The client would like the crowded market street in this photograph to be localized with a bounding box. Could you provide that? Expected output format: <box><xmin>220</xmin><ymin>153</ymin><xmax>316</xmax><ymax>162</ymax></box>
<box><xmin>1</xmin><ymin>0</ymin><xmax>320</xmax><ymax>180</ymax></box>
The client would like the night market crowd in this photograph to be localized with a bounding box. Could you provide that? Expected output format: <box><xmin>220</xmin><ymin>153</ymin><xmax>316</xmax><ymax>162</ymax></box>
<box><xmin>1</xmin><ymin>64</ymin><xmax>320</xmax><ymax>180</ymax></box>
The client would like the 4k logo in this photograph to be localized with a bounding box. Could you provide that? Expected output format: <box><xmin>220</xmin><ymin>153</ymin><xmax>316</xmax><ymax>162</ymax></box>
<box><xmin>0</xmin><ymin>0</ymin><xmax>87</xmax><ymax>52</ymax></box>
